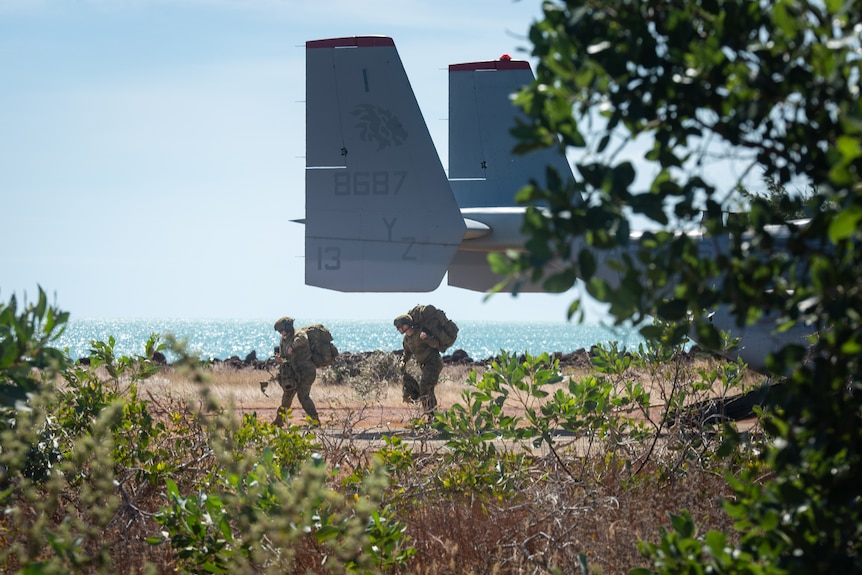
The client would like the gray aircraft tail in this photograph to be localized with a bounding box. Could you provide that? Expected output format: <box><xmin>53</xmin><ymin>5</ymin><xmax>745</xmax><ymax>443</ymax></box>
<box><xmin>447</xmin><ymin>57</ymin><xmax>576</xmax><ymax>210</ymax></box>
<box><xmin>304</xmin><ymin>36</ymin><xmax>465</xmax><ymax>292</ymax></box>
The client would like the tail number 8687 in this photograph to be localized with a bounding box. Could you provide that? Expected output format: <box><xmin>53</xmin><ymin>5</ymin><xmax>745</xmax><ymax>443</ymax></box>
<box><xmin>334</xmin><ymin>171</ymin><xmax>407</xmax><ymax>196</ymax></box>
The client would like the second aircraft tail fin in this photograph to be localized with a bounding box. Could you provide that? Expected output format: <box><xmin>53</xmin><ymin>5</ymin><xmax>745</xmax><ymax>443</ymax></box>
<box><xmin>447</xmin><ymin>57</ymin><xmax>577</xmax><ymax>209</ymax></box>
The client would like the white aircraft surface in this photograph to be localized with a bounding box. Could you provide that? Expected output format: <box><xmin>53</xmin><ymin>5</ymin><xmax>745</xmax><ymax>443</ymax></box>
<box><xmin>301</xmin><ymin>35</ymin><xmax>815</xmax><ymax>372</ymax></box>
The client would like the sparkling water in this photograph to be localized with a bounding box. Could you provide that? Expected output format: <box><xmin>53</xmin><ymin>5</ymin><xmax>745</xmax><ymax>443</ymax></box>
<box><xmin>55</xmin><ymin>317</ymin><xmax>645</xmax><ymax>362</ymax></box>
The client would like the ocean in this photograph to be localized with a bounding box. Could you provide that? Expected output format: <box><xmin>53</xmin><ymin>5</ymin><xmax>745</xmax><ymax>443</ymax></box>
<box><xmin>55</xmin><ymin>318</ymin><xmax>646</xmax><ymax>362</ymax></box>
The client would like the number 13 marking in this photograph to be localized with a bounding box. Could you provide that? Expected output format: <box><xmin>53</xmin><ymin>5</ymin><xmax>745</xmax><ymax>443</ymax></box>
<box><xmin>317</xmin><ymin>246</ymin><xmax>341</xmax><ymax>270</ymax></box>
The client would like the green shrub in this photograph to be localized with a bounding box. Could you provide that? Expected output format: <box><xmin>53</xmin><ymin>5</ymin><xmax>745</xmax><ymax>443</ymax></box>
<box><xmin>0</xmin><ymin>287</ymin><xmax>69</xmax><ymax>409</ymax></box>
<box><xmin>151</xmin><ymin>452</ymin><xmax>414</xmax><ymax>574</ymax></box>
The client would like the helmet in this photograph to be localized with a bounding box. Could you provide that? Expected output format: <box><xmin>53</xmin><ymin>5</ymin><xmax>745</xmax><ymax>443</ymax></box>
<box><xmin>274</xmin><ymin>317</ymin><xmax>294</xmax><ymax>332</ymax></box>
<box><xmin>393</xmin><ymin>314</ymin><xmax>413</xmax><ymax>328</ymax></box>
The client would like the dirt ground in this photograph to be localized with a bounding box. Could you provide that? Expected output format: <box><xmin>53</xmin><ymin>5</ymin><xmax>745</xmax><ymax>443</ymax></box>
<box><xmin>230</xmin><ymin>380</ymin><xmax>461</xmax><ymax>433</ymax></box>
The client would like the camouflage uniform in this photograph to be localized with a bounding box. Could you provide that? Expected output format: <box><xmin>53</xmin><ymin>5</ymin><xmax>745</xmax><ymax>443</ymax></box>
<box><xmin>396</xmin><ymin>314</ymin><xmax>443</xmax><ymax>415</ymax></box>
<box><xmin>273</xmin><ymin>318</ymin><xmax>319</xmax><ymax>426</ymax></box>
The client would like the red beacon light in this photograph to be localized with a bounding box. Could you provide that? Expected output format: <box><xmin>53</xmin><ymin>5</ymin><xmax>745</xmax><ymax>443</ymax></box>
<box><xmin>500</xmin><ymin>54</ymin><xmax>511</xmax><ymax>61</ymax></box>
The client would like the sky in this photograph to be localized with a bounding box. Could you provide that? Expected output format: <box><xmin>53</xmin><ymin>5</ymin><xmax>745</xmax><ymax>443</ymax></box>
<box><xmin>2</xmin><ymin>0</ymin><xmax>623</xmax><ymax>323</ymax></box>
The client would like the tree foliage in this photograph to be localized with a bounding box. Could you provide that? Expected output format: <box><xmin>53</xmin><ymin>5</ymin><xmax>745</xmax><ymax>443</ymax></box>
<box><xmin>508</xmin><ymin>0</ymin><xmax>861</xmax><ymax>571</ymax></box>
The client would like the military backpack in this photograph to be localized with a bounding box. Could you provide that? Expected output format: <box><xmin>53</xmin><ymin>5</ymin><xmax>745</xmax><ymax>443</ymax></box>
<box><xmin>408</xmin><ymin>304</ymin><xmax>459</xmax><ymax>352</ymax></box>
<box><xmin>299</xmin><ymin>324</ymin><xmax>339</xmax><ymax>368</ymax></box>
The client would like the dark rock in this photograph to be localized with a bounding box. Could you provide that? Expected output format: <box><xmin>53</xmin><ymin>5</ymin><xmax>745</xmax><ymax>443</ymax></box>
<box><xmin>445</xmin><ymin>349</ymin><xmax>472</xmax><ymax>364</ymax></box>
<box><xmin>152</xmin><ymin>351</ymin><xmax>167</xmax><ymax>366</ymax></box>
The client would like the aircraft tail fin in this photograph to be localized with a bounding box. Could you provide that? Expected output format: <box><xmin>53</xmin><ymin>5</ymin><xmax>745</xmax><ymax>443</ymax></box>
<box><xmin>447</xmin><ymin>57</ymin><xmax>577</xmax><ymax>209</ymax></box>
<box><xmin>305</xmin><ymin>36</ymin><xmax>465</xmax><ymax>292</ymax></box>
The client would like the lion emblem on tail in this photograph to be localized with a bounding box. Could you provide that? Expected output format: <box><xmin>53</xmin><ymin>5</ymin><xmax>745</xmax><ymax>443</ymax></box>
<box><xmin>352</xmin><ymin>104</ymin><xmax>408</xmax><ymax>150</ymax></box>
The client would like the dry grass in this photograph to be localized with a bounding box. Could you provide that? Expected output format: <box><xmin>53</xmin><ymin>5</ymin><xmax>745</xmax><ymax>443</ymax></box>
<box><xmin>398</xmin><ymin>466</ymin><xmax>734</xmax><ymax>575</ymax></box>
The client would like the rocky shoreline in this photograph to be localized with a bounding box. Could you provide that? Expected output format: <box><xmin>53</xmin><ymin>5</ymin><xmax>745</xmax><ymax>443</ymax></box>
<box><xmin>200</xmin><ymin>345</ymin><xmax>704</xmax><ymax>372</ymax></box>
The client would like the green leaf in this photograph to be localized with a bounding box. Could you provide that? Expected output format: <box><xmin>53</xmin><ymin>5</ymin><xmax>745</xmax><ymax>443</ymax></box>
<box><xmin>669</xmin><ymin>511</ymin><xmax>695</xmax><ymax>537</ymax></box>
<box><xmin>828</xmin><ymin>206</ymin><xmax>862</xmax><ymax>242</ymax></box>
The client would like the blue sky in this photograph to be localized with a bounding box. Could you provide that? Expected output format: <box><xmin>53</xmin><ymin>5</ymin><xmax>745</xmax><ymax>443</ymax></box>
<box><xmin>3</xmin><ymin>0</ymin><xmax>621</xmax><ymax>323</ymax></box>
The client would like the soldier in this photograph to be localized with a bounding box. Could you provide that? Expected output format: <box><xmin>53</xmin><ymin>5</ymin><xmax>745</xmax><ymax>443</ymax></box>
<box><xmin>272</xmin><ymin>316</ymin><xmax>319</xmax><ymax>426</ymax></box>
<box><xmin>394</xmin><ymin>311</ymin><xmax>444</xmax><ymax>418</ymax></box>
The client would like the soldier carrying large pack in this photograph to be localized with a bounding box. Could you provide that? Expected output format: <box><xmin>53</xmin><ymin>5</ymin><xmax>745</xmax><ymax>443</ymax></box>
<box><xmin>267</xmin><ymin>316</ymin><xmax>338</xmax><ymax>426</ymax></box>
<box><xmin>393</xmin><ymin>305</ymin><xmax>458</xmax><ymax>420</ymax></box>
